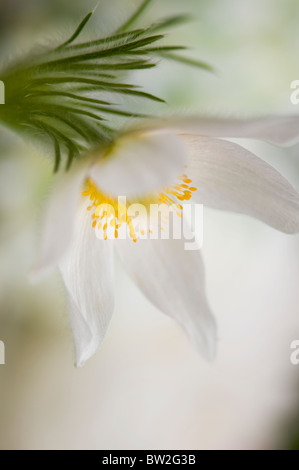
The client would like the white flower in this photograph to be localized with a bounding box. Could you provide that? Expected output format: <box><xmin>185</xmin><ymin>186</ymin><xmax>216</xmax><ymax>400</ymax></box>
<box><xmin>31</xmin><ymin>116</ymin><xmax>299</xmax><ymax>367</ymax></box>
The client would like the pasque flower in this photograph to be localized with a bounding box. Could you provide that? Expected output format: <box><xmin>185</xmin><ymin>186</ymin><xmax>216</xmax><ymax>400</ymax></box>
<box><xmin>31</xmin><ymin>115</ymin><xmax>299</xmax><ymax>366</ymax></box>
<box><xmin>1</xmin><ymin>0</ymin><xmax>297</xmax><ymax>366</ymax></box>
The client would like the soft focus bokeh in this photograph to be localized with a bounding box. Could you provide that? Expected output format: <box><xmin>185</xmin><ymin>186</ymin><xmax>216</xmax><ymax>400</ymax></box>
<box><xmin>0</xmin><ymin>0</ymin><xmax>298</xmax><ymax>450</ymax></box>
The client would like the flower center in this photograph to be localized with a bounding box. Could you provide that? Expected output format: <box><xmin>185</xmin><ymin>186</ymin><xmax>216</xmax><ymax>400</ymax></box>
<box><xmin>82</xmin><ymin>172</ymin><xmax>197</xmax><ymax>242</ymax></box>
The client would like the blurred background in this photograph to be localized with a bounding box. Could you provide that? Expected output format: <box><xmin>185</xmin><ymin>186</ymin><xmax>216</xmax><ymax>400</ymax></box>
<box><xmin>0</xmin><ymin>0</ymin><xmax>299</xmax><ymax>450</ymax></box>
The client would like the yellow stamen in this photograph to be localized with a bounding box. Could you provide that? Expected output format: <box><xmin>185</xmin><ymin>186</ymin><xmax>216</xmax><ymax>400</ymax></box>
<box><xmin>82</xmin><ymin>171</ymin><xmax>198</xmax><ymax>241</ymax></box>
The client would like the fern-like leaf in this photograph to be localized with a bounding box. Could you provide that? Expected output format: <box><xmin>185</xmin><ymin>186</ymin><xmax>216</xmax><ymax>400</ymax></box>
<box><xmin>0</xmin><ymin>1</ymin><xmax>213</xmax><ymax>171</ymax></box>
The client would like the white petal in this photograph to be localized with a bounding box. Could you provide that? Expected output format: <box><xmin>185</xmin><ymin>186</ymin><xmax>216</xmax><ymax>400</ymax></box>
<box><xmin>183</xmin><ymin>135</ymin><xmax>299</xmax><ymax>233</ymax></box>
<box><xmin>89</xmin><ymin>130</ymin><xmax>187</xmax><ymax>198</ymax></box>
<box><xmin>116</xmin><ymin>237</ymin><xmax>217</xmax><ymax>361</ymax></box>
<box><xmin>59</xmin><ymin>200</ymin><xmax>114</xmax><ymax>367</ymax></box>
<box><xmin>137</xmin><ymin>115</ymin><xmax>299</xmax><ymax>146</ymax></box>
<box><xmin>30</xmin><ymin>160</ymin><xmax>89</xmax><ymax>281</ymax></box>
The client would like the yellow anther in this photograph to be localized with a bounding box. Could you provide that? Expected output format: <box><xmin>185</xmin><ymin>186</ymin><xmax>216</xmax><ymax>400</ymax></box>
<box><xmin>82</xmin><ymin>173</ymin><xmax>197</xmax><ymax>241</ymax></box>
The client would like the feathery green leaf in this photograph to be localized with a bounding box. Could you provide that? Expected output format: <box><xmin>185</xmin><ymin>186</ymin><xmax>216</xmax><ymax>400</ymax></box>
<box><xmin>160</xmin><ymin>52</ymin><xmax>215</xmax><ymax>72</ymax></box>
<box><xmin>56</xmin><ymin>11</ymin><xmax>94</xmax><ymax>50</ymax></box>
<box><xmin>150</xmin><ymin>15</ymin><xmax>192</xmax><ymax>32</ymax></box>
<box><xmin>116</xmin><ymin>0</ymin><xmax>154</xmax><ymax>33</ymax></box>
<box><xmin>0</xmin><ymin>4</ymin><xmax>212</xmax><ymax>171</ymax></box>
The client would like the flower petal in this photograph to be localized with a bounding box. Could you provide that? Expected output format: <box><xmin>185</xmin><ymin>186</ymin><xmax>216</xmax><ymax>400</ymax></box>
<box><xmin>30</xmin><ymin>160</ymin><xmax>89</xmax><ymax>281</ymax></box>
<box><xmin>59</xmin><ymin>201</ymin><xmax>114</xmax><ymax>367</ymax></box>
<box><xmin>182</xmin><ymin>135</ymin><xmax>299</xmax><ymax>233</ymax></box>
<box><xmin>89</xmin><ymin>130</ymin><xmax>187</xmax><ymax>198</ymax></box>
<box><xmin>116</xmin><ymin>237</ymin><xmax>217</xmax><ymax>361</ymax></box>
<box><xmin>137</xmin><ymin>115</ymin><xmax>299</xmax><ymax>146</ymax></box>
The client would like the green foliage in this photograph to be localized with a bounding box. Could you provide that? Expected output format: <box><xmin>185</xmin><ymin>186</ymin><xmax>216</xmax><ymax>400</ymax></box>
<box><xmin>116</xmin><ymin>0</ymin><xmax>154</xmax><ymax>33</ymax></box>
<box><xmin>0</xmin><ymin>0</ymin><xmax>213</xmax><ymax>171</ymax></box>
